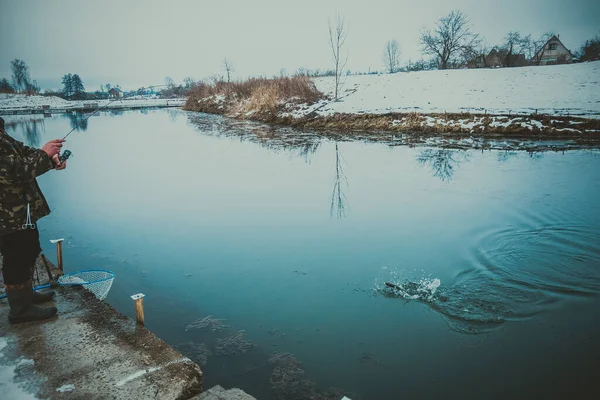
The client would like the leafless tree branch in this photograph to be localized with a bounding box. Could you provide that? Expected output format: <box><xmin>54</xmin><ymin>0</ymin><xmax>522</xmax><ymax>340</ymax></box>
<box><xmin>223</xmin><ymin>57</ymin><xmax>234</xmax><ymax>83</ymax></box>
<box><xmin>383</xmin><ymin>40</ymin><xmax>401</xmax><ymax>73</ymax></box>
<box><xmin>420</xmin><ymin>10</ymin><xmax>481</xmax><ymax>69</ymax></box>
<box><xmin>329</xmin><ymin>13</ymin><xmax>348</xmax><ymax>100</ymax></box>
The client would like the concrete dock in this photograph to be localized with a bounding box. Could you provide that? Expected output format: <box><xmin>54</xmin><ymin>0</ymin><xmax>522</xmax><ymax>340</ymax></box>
<box><xmin>0</xmin><ymin>255</ymin><xmax>255</xmax><ymax>399</ymax></box>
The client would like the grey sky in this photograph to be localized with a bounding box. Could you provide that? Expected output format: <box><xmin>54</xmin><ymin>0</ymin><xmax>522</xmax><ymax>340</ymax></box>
<box><xmin>1</xmin><ymin>0</ymin><xmax>599</xmax><ymax>91</ymax></box>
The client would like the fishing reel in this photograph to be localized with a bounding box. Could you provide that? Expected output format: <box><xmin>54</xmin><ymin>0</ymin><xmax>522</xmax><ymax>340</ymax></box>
<box><xmin>59</xmin><ymin>149</ymin><xmax>72</xmax><ymax>163</ymax></box>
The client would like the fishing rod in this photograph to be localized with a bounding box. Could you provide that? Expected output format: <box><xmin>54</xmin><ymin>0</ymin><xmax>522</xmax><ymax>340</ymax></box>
<box><xmin>58</xmin><ymin>84</ymin><xmax>169</xmax><ymax>162</ymax></box>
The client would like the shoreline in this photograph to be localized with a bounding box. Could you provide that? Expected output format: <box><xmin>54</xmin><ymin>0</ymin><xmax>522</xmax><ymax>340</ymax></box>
<box><xmin>0</xmin><ymin>255</ymin><xmax>255</xmax><ymax>400</ymax></box>
<box><xmin>183</xmin><ymin>100</ymin><xmax>600</xmax><ymax>151</ymax></box>
<box><xmin>181</xmin><ymin>60</ymin><xmax>600</xmax><ymax>150</ymax></box>
<box><xmin>0</xmin><ymin>95</ymin><xmax>186</xmax><ymax>115</ymax></box>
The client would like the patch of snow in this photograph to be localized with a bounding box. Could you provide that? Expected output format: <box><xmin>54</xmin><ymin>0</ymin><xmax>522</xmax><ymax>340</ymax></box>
<box><xmin>116</xmin><ymin>358</ymin><xmax>189</xmax><ymax>387</ymax></box>
<box><xmin>0</xmin><ymin>338</ymin><xmax>37</xmax><ymax>400</ymax></box>
<box><xmin>421</xmin><ymin>116</ymin><xmax>437</xmax><ymax>127</ymax></box>
<box><xmin>554</xmin><ymin>127</ymin><xmax>581</xmax><ymax>133</ymax></box>
<box><xmin>520</xmin><ymin>121</ymin><xmax>533</xmax><ymax>129</ymax></box>
<box><xmin>530</xmin><ymin>120</ymin><xmax>544</xmax><ymax>128</ymax></box>
<box><xmin>303</xmin><ymin>61</ymin><xmax>600</xmax><ymax>119</ymax></box>
<box><xmin>56</xmin><ymin>384</ymin><xmax>75</xmax><ymax>393</ymax></box>
<box><xmin>458</xmin><ymin>119</ymin><xmax>477</xmax><ymax>129</ymax></box>
<box><xmin>490</xmin><ymin>117</ymin><xmax>522</xmax><ymax>128</ymax></box>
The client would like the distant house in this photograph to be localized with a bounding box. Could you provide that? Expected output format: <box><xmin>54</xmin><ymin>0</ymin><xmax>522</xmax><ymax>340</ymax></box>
<box><xmin>481</xmin><ymin>48</ymin><xmax>528</xmax><ymax>68</ymax></box>
<box><xmin>485</xmin><ymin>49</ymin><xmax>505</xmax><ymax>68</ymax></box>
<box><xmin>533</xmin><ymin>35</ymin><xmax>574</xmax><ymax>65</ymax></box>
<box><xmin>506</xmin><ymin>54</ymin><xmax>528</xmax><ymax>67</ymax></box>
<box><xmin>108</xmin><ymin>88</ymin><xmax>123</xmax><ymax>98</ymax></box>
<box><xmin>465</xmin><ymin>49</ymin><xmax>501</xmax><ymax>68</ymax></box>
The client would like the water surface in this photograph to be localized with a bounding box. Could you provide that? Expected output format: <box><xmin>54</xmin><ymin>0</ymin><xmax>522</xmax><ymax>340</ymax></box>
<box><xmin>4</xmin><ymin>109</ymin><xmax>600</xmax><ymax>399</ymax></box>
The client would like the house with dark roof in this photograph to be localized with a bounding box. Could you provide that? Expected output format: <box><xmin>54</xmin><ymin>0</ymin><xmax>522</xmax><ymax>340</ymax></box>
<box><xmin>533</xmin><ymin>35</ymin><xmax>574</xmax><ymax>65</ymax></box>
<box><xmin>108</xmin><ymin>88</ymin><xmax>123</xmax><ymax>99</ymax></box>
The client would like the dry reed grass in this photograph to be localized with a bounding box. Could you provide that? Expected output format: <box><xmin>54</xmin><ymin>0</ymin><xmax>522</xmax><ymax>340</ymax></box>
<box><xmin>184</xmin><ymin>76</ymin><xmax>323</xmax><ymax>119</ymax></box>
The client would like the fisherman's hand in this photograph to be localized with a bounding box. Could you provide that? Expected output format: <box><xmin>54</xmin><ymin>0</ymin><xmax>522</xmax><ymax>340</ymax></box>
<box><xmin>52</xmin><ymin>154</ymin><xmax>67</xmax><ymax>170</ymax></box>
<box><xmin>42</xmin><ymin>139</ymin><xmax>65</xmax><ymax>158</ymax></box>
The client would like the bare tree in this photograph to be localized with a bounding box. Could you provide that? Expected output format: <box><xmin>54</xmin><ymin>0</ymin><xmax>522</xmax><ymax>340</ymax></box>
<box><xmin>383</xmin><ymin>40</ymin><xmax>401</xmax><ymax>73</ymax></box>
<box><xmin>10</xmin><ymin>59</ymin><xmax>31</xmax><ymax>93</ymax></box>
<box><xmin>473</xmin><ymin>43</ymin><xmax>492</xmax><ymax>68</ymax></box>
<box><xmin>223</xmin><ymin>58</ymin><xmax>234</xmax><ymax>83</ymax></box>
<box><xmin>328</xmin><ymin>13</ymin><xmax>348</xmax><ymax>101</ymax></box>
<box><xmin>183</xmin><ymin>77</ymin><xmax>196</xmax><ymax>89</ymax></box>
<box><xmin>504</xmin><ymin>31</ymin><xmax>528</xmax><ymax>54</ymax></box>
<box><xmin>579</xmin><ymin>34</ymin><xmax>600</xmax><ymax>61</ymax></box>
<box><xmin>420</xmin><ymin>10</ymin><xmax>481</xmax><ymax>69</ymax></box>
<box><xmin>164</xmin><ymin>76</ymin><xmax>175</xmax><ymax>89</ymax></box>
<box><xmin>501</xmin><ymin>31</ymin><xmax>534</xmax><ymax>66</ymax></box>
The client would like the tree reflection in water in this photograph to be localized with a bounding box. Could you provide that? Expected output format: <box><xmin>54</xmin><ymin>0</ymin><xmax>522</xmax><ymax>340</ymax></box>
<box><xmin>64</xmin><ymin>111</ymin><xmax>89</xmax><ymax>132</ymax></box>
<box><xmin>330</xmin><ymin>143</ymin><xmax>348</xmax><ymax>218</ymax></box>
<box><xmin>4</xmin><ymin>118</ymin><xmax>45</xmax><ymax>147</ymax></box>
<box><xmin>186</xmin><ymin>113</ymin><xmax>322</xmax><ymax>163</ymax></box>
<box><xmin>416</xmin><ymin>148</ymin><xmax>470</xmax><ymax>182</ymax></box>
<box><xmin>497</xmin><ymin>150</ymin><xmax>519</xmax><ymax>163</ymax></box>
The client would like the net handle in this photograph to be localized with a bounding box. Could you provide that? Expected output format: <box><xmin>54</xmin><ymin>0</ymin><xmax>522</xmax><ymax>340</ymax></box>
<box><xmin>0</xmin><ymin>269</ymin><xmax>115</xmax><ymax>300</ymax></box>
<box><xmin>0</xmin><ymin>282</ymin><xmax>53</xmax><ymax>299</ymax></box>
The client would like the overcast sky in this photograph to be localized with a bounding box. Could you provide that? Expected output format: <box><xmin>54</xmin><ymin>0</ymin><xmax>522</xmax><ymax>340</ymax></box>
<box><xmin>1</xmin><ymin>0</ymin><xmax>598</xmax><ymax>91</ymax></box>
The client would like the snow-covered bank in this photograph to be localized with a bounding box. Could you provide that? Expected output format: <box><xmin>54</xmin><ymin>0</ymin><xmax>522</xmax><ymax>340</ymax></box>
<box><xmin>183</xmin><ymin>61</ymin><xmax>600</xmax><ymax>141</ymax></box>
<box><xmin>304</xmin><ymin>61</ymin><xmax>600</xmax><ymax>119</ymax></box>
<box><xmin>0</xmin><ymin>94</ymin><xmax>185</xmax><ymax>114</ymax></box>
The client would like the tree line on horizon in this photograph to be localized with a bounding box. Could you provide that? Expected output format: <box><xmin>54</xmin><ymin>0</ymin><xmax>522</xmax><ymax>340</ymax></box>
<box><xmin>383</xmin><ymin>10</ymin><xmax>600</xmax><ymax>73</ymax></box>
<box><xmin>1</xmin><ymin>9</ymin><xmax>599</xmax><ymax>99</ymax></box>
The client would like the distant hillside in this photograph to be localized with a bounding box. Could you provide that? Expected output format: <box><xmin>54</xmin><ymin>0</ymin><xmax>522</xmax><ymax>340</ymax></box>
<box><xmin>304</xmin><ymin>61</ymin><xmax>600</xmax><ymax>119</ymax></box>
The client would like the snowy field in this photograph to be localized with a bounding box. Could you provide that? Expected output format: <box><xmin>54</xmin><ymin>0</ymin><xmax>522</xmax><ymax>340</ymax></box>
<box><xmin>297</xmin><ymin>61</ymin><xmax>600</xmax><ymax>119</ymax></box>
<box><xmin>0</xmin><ymin>94</ymin><xmax>185</xmax><ymax>113</ymax></box>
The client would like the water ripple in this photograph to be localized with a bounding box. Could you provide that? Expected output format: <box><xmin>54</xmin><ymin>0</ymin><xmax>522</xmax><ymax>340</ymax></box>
<box><xmin>377</xmin><ymin>224</ymin><xmax>600</xmax><ymax>334</ymax></box>
<box><xmin>474</xmin><ymin>225</ymin><xmax>600</xmax><ymax>296</ymax></box>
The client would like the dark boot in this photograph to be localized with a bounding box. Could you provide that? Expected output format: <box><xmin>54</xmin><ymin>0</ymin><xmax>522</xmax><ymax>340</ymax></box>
<box><xmin>29</xmin><ymin>256</ymin><xmax>56</xmax><ymax>303</ymax></box>
<box><xmin>6</xmin><ymin>280</ymin><xmax>57</xmax><ymax>324</ymax></box>
<box><xmin>32</xmin><ymin>288</ymin><xmax>56</xmax><ymax>303</ymax></box>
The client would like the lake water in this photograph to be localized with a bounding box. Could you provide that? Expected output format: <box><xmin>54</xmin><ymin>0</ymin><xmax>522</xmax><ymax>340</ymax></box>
<box><xmin>4</xmin><ymin>109</ymin><xmax>600</xmax><ymax>399</ymax></box>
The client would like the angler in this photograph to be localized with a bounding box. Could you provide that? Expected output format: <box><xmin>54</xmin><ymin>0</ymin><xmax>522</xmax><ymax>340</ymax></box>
<box><xmin>0</xmin><ymin>116</ymin><xmax>68</xmax><ymax>323</ymax></box>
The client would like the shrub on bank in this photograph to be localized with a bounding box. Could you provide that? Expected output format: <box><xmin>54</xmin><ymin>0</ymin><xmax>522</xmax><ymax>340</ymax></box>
<box><xmin>184</xmin><ymin>76</ymin><xmax>323</xmax><ymax>120</ymax></box>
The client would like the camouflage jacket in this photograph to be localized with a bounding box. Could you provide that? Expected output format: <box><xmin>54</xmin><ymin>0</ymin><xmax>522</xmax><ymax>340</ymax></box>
<box><xmin>0</xmin><ymin>129</ymin><xmax>55</xmax><ymax>236</ymax></box>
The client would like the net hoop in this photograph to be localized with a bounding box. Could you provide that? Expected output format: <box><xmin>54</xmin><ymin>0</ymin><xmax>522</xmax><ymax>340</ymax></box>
<box><xmin>57</xmin><ymin>269</ymin><xmax>115</xmax><ymax>300</ymax></box>
<box><xmin>57</xmin><ymin>269</ymin><xmax>115</xmax><ymax>286</ymax></box>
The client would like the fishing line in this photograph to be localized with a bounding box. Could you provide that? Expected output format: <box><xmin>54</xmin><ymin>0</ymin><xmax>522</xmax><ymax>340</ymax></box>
<box><xmin>58</xmin><ymin>84</ymin><xmax>169</xmax><ymax>161</ymax></box>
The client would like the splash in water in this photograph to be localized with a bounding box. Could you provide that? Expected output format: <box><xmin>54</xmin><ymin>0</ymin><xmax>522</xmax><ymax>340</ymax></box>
<box><xmin>375</xmin><ymin>273</ymin><xmax>511</xmax><ymax>334</ymax></box>
<box><xmin>382</xmin><ymin>278</ymin><xmax>441</xmax><ymax>301</ymax></box>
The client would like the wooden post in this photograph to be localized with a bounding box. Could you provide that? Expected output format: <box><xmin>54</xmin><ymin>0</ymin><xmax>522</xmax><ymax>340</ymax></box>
<box><xmin>131</xmin><ymin>293</ymin><xmax>145</xmax><ymax>325</ymax></box>
<box><xmin>50</xmin><ymin>239</ymin><xmax>65</xmax><ymax>272</ymax></box>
